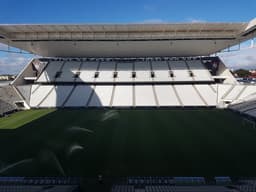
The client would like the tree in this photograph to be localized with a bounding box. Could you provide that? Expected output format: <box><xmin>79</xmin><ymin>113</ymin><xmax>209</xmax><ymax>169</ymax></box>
<box><xmin>233</xmin><ymin>69</ymin><xmax>250</xmax><ymax>78</ymax></box>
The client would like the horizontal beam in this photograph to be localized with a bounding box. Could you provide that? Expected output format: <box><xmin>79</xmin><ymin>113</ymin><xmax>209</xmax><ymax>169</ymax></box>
<box><xmin>12</xmin><ymin>37</ymin><xmax>236</xmax><ymax>42</ymax></box>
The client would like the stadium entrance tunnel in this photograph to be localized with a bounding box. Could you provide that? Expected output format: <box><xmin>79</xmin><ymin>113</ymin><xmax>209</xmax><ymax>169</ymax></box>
<box><xmin>1</xmin><ymin>109</ymin><xmax>256</xmax><ymax>177</ymax></box>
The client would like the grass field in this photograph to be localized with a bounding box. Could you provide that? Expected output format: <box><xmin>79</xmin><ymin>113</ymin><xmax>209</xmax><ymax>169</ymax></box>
<box><xmin>0</xmin><ymin>108</ymin><xmax>256</xmax><ymax>177</ymax></box>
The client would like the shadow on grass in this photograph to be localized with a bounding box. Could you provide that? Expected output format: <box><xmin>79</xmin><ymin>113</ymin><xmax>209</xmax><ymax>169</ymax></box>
<box><xmin>0</xmin><ymin>109</ymin><xmax>256</xmax><ymax>177</ymax></box>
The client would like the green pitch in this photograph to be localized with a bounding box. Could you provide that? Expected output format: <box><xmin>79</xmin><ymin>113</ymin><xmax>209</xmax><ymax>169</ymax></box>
<box><xmin>0</xmin><ymin>108</ymin><xmax>256</xmax><ymax>177</ymax></box>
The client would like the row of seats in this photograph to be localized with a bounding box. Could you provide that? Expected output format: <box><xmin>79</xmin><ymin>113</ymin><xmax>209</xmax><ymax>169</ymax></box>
<box><xmin>226</xmin><ymin>85</ymin><xmax>256</xmax><ymax>119</ymax></box>
<box><xmin>237</xmin><ymin>180</ymin><xmax>256</xmax><ymax>192</ymax></box>
<box><xmin>0</xmin><ymin>185</ymin><xmax>78</xmax><ymax>192</ymax></box>
<box><xmin>214</xmin><ymin>84</ymin><xmax>256</xmax><ymax>105</ymax></box>
<box><xmin>111</xmin><ymin>185</ymin><xmax>134</xmax><ymax>192</ymax></box>
<box><xmin>145</xmin><ymin>186</ymin><xmax>233</xmax><ymax>192</ymax></box>
<box><xmin>219</xmin><ymin>85</ymin><xmax>254</xmax><ymax>102</ymax></box>
<box><xmin>214</xmin><ymin>177</ymin><xmax>232</xmax><ymax>185</ymax></box>
<box><xmin>238</xmin><ymin>185</ymin><xmax>256</xmax><ymax>192</ymax></box>
<box><xmin>127</xmin><ymin>177</ymin><xmax>205</xmax><ymax>185</ymax></box>
<box><xmin>29</xmin><ymin>84</ymin><xmax>217</xmax><ymax>108</ymax></box>
<box><xmin>0</xmin><ymin>177</ymin><xmax>79</xmax><ymax>185</ymax></box>
<box><xmin>111</xmin><ymin>185</ymin><xmax>233</xmax><ymax>192</ymax></box>
<box><xmin>0</xmin><ymin>99</ymin><xmax>16</xmax><ymax>116</ymax></box>
<box><xmin>40</xmin><ymin>57</ymin><xmax>208</xmax><ymax>62</ymax></box>
<box><xmin>36</xmin><ymin>60</ymin><xmax>213</xmax><ymax>83</ymax></box>
<box><xmin>229</xmin><ymin>99</ymin><xmax>256</xmax><ymax>119</ymax></box>
<box><xmin>0</xmin><ymin>86</ymin><xmax>21</xmax><ymax>115</ymax></box>
<box><xmin>127</xmin><ymin>177</ymin><xmax>174</xmax><ymax>185</ymax></box>
<box><xmin>29</xmin><ymin>84</ymin><xmax>256</xmax><ymax>108</ymax></box>
<box><xmin>173</xmin><ymin>177</ymin><xmax>205</xmax><ymax>185</ymax></box>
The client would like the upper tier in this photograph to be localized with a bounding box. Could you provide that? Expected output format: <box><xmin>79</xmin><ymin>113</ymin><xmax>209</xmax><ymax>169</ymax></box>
<box><xmin>0</xmin><ymin>19</ymin><xmax>255</xmax><ymax>57</ymax></box>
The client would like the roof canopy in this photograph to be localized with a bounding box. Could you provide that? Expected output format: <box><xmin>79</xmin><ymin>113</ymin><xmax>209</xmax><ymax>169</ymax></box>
<box><xmin>0</xmin><ymin>19</ymin><xmax>255</xmax><ymax>57</ymax></box>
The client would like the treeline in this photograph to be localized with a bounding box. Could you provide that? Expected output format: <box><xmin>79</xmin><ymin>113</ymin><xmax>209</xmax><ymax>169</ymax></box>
<box><xmin>233</xmin><ymin>69</ymin><xmax>256</xmax><ymax>78</ymax></box>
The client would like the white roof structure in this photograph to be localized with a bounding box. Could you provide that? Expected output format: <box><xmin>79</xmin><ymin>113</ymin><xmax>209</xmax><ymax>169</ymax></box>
<box><xmin>0</xmin><ymin>19</ymin><xmax>256</xmax><ymax>57</ymax></box>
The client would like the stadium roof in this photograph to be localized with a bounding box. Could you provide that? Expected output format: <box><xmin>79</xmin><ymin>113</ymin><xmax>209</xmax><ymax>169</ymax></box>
<box><xmin>0</xmin><ymin>19</ymin><xmax>256</xmax><ymax>57</ymax></box>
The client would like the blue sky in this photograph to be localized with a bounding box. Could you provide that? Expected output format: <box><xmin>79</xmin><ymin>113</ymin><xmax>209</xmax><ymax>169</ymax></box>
<box><xmin>0</xmin><ymin>0</ymin><xmax>256</xmax><ymax>74</ymax></box>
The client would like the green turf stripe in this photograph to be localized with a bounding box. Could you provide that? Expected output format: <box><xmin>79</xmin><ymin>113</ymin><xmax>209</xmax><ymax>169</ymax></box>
<box><xmin>0</xmin><ymin>109</ymin><xmax>55</xmax><ymax>129</ymax></box>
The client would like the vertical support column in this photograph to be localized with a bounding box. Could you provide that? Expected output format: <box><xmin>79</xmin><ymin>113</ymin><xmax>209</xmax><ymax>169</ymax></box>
<box><xmin>74</xmin><ymin>61</ymin><xmax>84</xmax><ymax>82</ymax></box>
<box><xmin>61</xmin><ymin>85</ymin><xmax>77</xmax><ymax>107</ymax></box>
<box><xmin>184</xmin><ymin>60</ymin><xmax>195</xmax><ymax>81</ymax></box>
<box><xmin>172</xmin><ymin>85</ymin><xmax>183</xmax><ymax>107</ymax></box>
<box><xmin>132</xmin><ymin>84</ymin><xmax>136</xmax><ymax>108</ymax></box>
<box><xmin>152</xmin><ymin>85</ymin><xmax>159</xmax><ymax>107</ymax></box>
<box><xmin>193</xmin><ymin>84</ymin><xmax>208</xmax><ymax>106</ymax></box>
<box><xmin>109</xmin><ymin>85</ymin><xmax>116</xmax><ymax>108</ymax></box>
<box><xmin>167</xmin><ymin>60</ymin><xmax>175</xmax><ymax>81</ymax></box>
<box><xmin>86</xmin><ymin>85</ymin><xmax>96</xmax><ymax>107</ymax></box>
<box><xmin>113</xmin><ymin>60</ymin><xmax>118</xmax><ymax>83</ymax></box>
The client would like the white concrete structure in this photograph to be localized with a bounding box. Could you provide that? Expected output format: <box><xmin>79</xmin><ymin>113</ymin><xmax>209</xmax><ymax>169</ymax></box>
<box><xmin>134</xmin><ymin>61</ymin><xmax>152</xmax><ymax>82</ymax></box>
<box><xmin>154</xmin><ymin>85</ymin><xmax>180</xmax><ymax>106</ymax></box>
<box><xmin>96</xmin><ymin>61</ymin><xmax>116</xmax><ymax>83</ymax></box>
<box><xmin>112</xmin><ymin>85</ymin><xmax>133</xmax><ymax>107</ymax></box>
<box><xmin>224</xmin><ymin>85</ymin><xmax>245</xmax><ymax>101</ymax></box>
<box><xmin>169</xmin><ymin>61</ymin><xmax>192</xmax><ymax>82</ymax></box>
<box><xmin>37</xmin><ymin>61</ymin><xmax>63</xmax><ymax>82</ymax></box>
<box><xmin>1</xmin><ymin>20</ymin><xmax>255</xmax><ymax>57</ymax></box>
<box><xmin>39</xmin><ymin>86</ymin><xmax>73</xmax><ymax>107</ymax></box>
<box><xmin>88</xmin><ymin>85</ymin><xmax>113</xmax><ymax>107</ymax></box>
<box><xmin>217</xmin><ymin>84</ymin><xmax>233</xmax><ymax>102</ymax></box>
<box><xmin>135</xmin><ymin>85</ymin><xmax>156</xmax><ymax>106</ymax></box>
<box><xmin>237</xmin><ymin>86</ymin><xmax>256</xmax><ymax>101</ymax></box>
<box><xmin>194</xmin><ymin>84</ymin><xmax>217</xmax><ymax>106</ymax></box>
<box><xmin>30</xmin><ymin>85</ymin><xmax>54</xmax><ymax>107</ymax></box>
<box><xmin>174</xmin><ymin>85</ymin><xmax>205</xmax><ymax>106</ymax></box>
<box><xmin>115</xmin><ymin>62</ymin><xmax>134</xmax><ymax>83</ymax></box>
<box><xmin>55</xmin><ymin>61</ymin><xmax>80</xmax><ymax>82</ymax></box>
<box><xmin>27</xmin><ymin>82</ymin><xmax>256</xmax><ymax>109</ymax></box>
<box><xmin>64</xmin><ymin>85</ymin><xmax>93</xmax><ymax>107</ymax></box>
<box><xmin>152</xmin><ymin>61</ymin><xmax>171</xmax><ymax>82</ymax></box>
<box><xmin>78</xmin><ymin>61</ymin><xmax>99</xmax><ymax>83</ymax></box>
<box><xmin>1</xmin><ymin>20</ymin><xmax>256</xmax><ymax>110</ymax></box>
<box><xmin>186</xmin><ymin>60</ymin><xmax>213</xmax><ymax>82</ymax></box>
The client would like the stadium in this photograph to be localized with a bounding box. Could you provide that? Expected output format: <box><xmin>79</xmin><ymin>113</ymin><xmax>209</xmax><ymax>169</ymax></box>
<box><xmin>0</xmin><ymin>18</ymin><xmax>256</xmax><ymax>191</ymax></box>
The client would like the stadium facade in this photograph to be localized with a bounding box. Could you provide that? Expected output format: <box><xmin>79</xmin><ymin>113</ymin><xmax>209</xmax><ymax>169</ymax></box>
<box><xmin>0</xmin><ymin>19</ymin><xmax>256</xmax><ymax>116</ymax></box>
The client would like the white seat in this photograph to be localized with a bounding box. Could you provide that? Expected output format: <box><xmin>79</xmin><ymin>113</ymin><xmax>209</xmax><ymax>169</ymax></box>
<box><xmin>169</xmin><ymin>61</ymin><xmax>193</xmax><ymax>82</ymax></box>
<box><xmin>174</xmin><ymin>85</ymin><xmax>205</xmax><ymax>106</ymax></box>
<box><xmin>78</xmin><ymin>61</ymin><xmax>99</xmax><ymax>83</ymax></box>
<box><xmin>37</xmin><ymin>61</ymin><xmax>64</xmax><ymax>82</ymax></box>
<box><xmin>88</xmin><ymin>85</ymin><xmax>113</xmax><ymax>107</ymax></box>
<box><xmin>55</xmin><ymin>61</ymin><xmax>80</xmax><ymax>82</ymax></box>
<box><xmin>194</xmin><ymin>84</ymin><xmax>217</xmax><ymax>106</ymax></box>
<box><xmin>186</xmin><ymin>60</ymin><xmax>213</xmax><ymax>81</ymax></box>
<box><xmin>135</xmin><ymin>85</ymin><xmax>156</xmax><ymax>106</ymax></box>
<box><xmin>40</xmin><ymin>86</ymin><xmax>73</xmax><ymax>107</ymax></box>
<box><xmin>134</xmin><ymin>61</ymin><xmax>152</xmax><ymax>82</ymax></box>
<box><xmin>112</xmin><ymin>85</ymin><xmax>133</xmax><ymax>107</ymax></box>
<box><xmin>154</xmin><ymin>85</ymin><xmax>180</xmax><ymax>106</ymax></box>
<box><xmin>30</xmin><ymin>85</ymin><xmax>54</xmax><ymax>107</ymax></box>
<box><xmin>151</xmin><ymin>61</ymin><xmax>172</xmax><ymax>82</ymax></box>
<box><xmin>64</xmin><ymin>85</ymin><xmax>94</xmax><ymax>107</ymax></box>
<box><xmin>95</xmin><ymin>61</ymin><xmax>116</xmax><ymax>83</ymax></box>
<box><xmin>115</xmin><ymin>62</ymin><xmax>133</xmax><ymax>82</ymax></box>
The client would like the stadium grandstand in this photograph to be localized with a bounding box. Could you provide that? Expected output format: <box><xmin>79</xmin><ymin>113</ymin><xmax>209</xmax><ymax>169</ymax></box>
<box><xmin>1</xmin><ymin>19</ymin><xmax>256</xmax><ymax>192</ymax></box>
<box><xmin>0</xmin><ymin>19</ymin><xmax>256</xmax><ymax>111</ymax></box>
<box><xmin>0</xmin><ymin>85</ymin><xmax>22</xmax><ymax>116</ymax></box>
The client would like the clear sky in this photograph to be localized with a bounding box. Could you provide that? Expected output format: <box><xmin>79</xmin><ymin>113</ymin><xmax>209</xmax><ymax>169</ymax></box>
<box><xmin>0</xmin><ymin>0</ymin><xmax>256</xmax><ymax>74</ymax></box>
